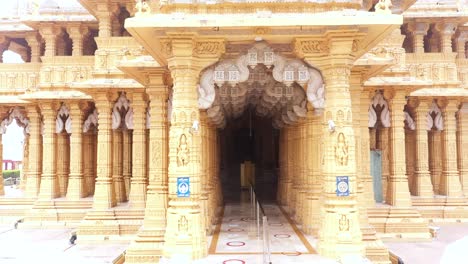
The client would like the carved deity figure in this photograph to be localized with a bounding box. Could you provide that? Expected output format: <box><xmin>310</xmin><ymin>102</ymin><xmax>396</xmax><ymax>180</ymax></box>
<box><xmin>135</xmin><ymin>0</ymin><xmax>151</xmax><ymax>16</ymax></box>
<box><xmin>335</xmin><ymin>132</ymin><xmax>349</xmax><ymax>166</ymax></box>
<box><xmin>178</xmin><ymin>215</ymin><xmax>188</xmax><ymax>233</ymax></box>
<box><xmin>374</xmin><ymin>0</ymin><xmax>392</xmax><ymax>14</ymax></box>
<box><xmin>338</xmin><ymin>214</ymin><xmax>350</xmax><ymax>231</ymax></box>
<box><xmin>177</xmin><ymin>134</ymin><xmax>189</xmax><ymax>167</ymax></box>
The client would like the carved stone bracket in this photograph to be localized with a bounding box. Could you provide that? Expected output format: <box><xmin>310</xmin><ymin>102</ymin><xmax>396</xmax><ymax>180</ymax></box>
<box><xmin>56</xmin><ymin>103</ymin><xmax>71</xmax><ymax>134</ymax></box>
<box><xmin>293</xmin><ymin>39</ymin><xmax>329</xmax><ymax>58</ymax></box>
<box><xmin>427</xmin><ymin>100</ymin><xmax>444</xmax><ymax>131</ymax></box>
<box><xmin>112</xmin><ymin>92</ymin><xmax>133</xmax><ymax>130</ymax></box>
<box><xmin>0</xmin><ymin>107</ymin><xmax>30</xmax><ymax>135</ymax></box>
<box><xmin>368</xmin><ymin>91</ymin><xmax>391</xmax><ymax>128</ymax></box>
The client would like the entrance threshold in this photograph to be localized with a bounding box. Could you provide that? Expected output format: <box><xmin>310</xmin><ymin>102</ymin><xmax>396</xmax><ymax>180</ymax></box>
<box><xmin>204</xmin><ymin>191</ymin><xmax>339</xmax><ymax>264</ymax></box>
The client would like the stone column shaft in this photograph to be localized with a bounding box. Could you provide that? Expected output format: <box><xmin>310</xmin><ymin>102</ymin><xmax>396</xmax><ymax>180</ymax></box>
<box><xmin>163</xmin><ymin>63</ymin><xmax>207</xmax><ymax>260</ymax></box>
<box><xmin>309</xmin><ymin>51</ymin><xmax>363</xmax><ymax>258</ymax></box>
<box><xmin>56</xmin><ymin>133</ymin><xmax>69</xmax><ymax>197</ymax></box>
<box><xmin>407</xmin><ymin>22</ymin><xmax>429</xmax><ymax>53</ymax></box>
<box><xmin>25</xmin><ymin>34</ymin><xmax>41</xmax><ymax>63</ymax></box>
<box><xmin>386</xmin><ymin>91</ymin><xmax>412</xmax><ymax>207</ymax></box>
<box><xmin>413</xmin><ymin>101</ymin><xmax>434</xmax><ymax>197</ymax></box>
<box><xmin>25</xmin><ymin>106</ymin><xmax>42</xmax><ymax>197</ymax></box>
<box><xmin>92</xmin><ymin>94</ymin><xmax>116</xmax><ymax>210</ymax></box>
<box><xmin>458</xmin><ymin>107</ymin><xmax>468</xmax><ymax>195</ymax></box>
<box><xmin>379</xmin><ymin>128</ymin><xmax>390</xmax><ymax>202</ymax></box>
<box><xmin>439</xmin><ymin>100</ymin><xmax>463</xmax><ymax>196</ymax></box>
<box><xmin>435</xmin><ymin>23</ymin><xmax>457</xmax><ymax>54</ymax></box>
<box><xmin>360</xmin><ymin>92</ymin><xmax>375</xmax><ymax>205</ymax></box>
<box><xmin>113</xmin><ymin>129</ymin><xmax>126</xmax><ymax>202</ymax></box>
<box><xmin>429</xmin><ymin>131</ymin><xmax>442</xmax><ymax>194</ymax></box>
<box><xmin>129</xmin><ymin>92</ymin><xmax>148</xmax><ymax>209</ymax></box>
<box><xmin>67</xmin><ymin>102</ymin><xmax>85</xmax><ymax>200</ymax></box>
<box><xmin>0</xmin><ymin>134</ymin><xmax>3</xmax><ymax>195</ymax></box>
<box><xmin>38</xmin><ymin>103</ymin><xmax>59</xmax><ymax>200</ymax></box>
<box><xmin>123</xmin><ymin>130</ymin><xmax>132</xmax><ymax>200</ymax></box>
<box><xmin>67</xmin><ymin>24</ymin><xmax>89</xmax><ymax>56</ymax></box>
<box><xmin>125</xmin><ymin>75</ymin><xmax>169</xmax><ymax>264</ymax></box>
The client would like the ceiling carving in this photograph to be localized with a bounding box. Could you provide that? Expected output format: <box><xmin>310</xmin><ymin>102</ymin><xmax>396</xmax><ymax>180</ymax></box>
<box><xmin>197</xmin><ymin>42</ymin><xmax>325</xmax><ymax>129</ymax></box>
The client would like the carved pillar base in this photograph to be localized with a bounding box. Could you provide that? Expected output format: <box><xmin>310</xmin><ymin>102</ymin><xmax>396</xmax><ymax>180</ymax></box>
<box><xmin>163</xmin><ymin>200</ymin><xmax>207</xmax><ymax>260</ymax></box>
<box><xmin>368</xmin><ymin>207</ymin><xmax>431</xmax><ymax>240</ymax></box>
<box><xmin>78</xmin><ymin>210</ymin><xmax>121</xmax><ymax>240</ymax></box>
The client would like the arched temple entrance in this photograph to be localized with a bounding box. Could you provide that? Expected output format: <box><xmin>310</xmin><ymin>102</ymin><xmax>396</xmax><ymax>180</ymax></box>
<box><xmin>198</xmin><ymin>42</ymin><xmax>324</xmax><ymax>203</ymax></box>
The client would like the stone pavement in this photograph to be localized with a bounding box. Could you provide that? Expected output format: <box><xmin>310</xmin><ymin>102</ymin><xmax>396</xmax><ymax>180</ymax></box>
<box><xmin>385</xmin><ymin>223</ymin><xmax>468</xmax><ymax>264</ymax></box>
<box><xmin>0</xmin><ymin>225</ymin><xmax>127</xmax><ymax>264</ymax></box>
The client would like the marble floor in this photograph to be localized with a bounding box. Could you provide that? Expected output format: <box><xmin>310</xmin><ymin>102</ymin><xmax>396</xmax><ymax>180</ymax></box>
<box><xmin>201</xmin><ymin>194</ymin><xmax>340</xmax><ymax>264</ymax></box>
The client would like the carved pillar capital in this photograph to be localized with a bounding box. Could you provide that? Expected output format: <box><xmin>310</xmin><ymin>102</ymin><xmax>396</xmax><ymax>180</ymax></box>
<box><xmin>407</xmin><ymin>22</ymin><xmax>430</xmax><ymax>35</ymax></box>
<box><xmin>435</xmin><ymin>23</ymin><xmax>457</xmax><ymax>53</ymax></box>
<box><xmin>407</xmin><ymin>22</ymin><xmax>430</xmax><ymax>53</ymax></box>
<box><xmin>67</xmin><ymin>24</ymin><xmax>89</xmax><ymax>56</ymax></box>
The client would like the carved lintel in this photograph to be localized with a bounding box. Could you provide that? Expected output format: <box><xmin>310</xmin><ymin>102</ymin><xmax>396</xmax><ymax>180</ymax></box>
<box><xmin>294</xmin><ymin>39</ymin><xmax>329</xmax><ymax>58</ymax></box>
<box><xmin>193</xmin><ymin>40</ymin><xmax>225</xmax><ymax>58</ymax></box>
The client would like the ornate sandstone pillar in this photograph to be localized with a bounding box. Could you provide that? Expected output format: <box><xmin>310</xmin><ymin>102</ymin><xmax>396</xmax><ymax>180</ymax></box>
<box><xmin>301</xmin><ymin>36</ymin><xmax>363</xmax><ymax>258</ymax></box>
<box><xmin>163</xmin><ymin>65</ymin><xmax>206</xmax><ymax>260</ymax></box>
<box><xmin>379</xmin><ymin>127</ymin><xmax>390</xmax><ymax>202</ymax></box>
<box><xmin>113</xmin><ymin>129</ymin><xmax>126</xmax><ymax>203</ymax></box>
<box><xmin>385</xmin><ymin>90</ymin><xmax>411</xmax><ymax>207</ymax></box>
<box><xmin>37</xmin><ymin>102</ymin><xmax>59</xmax><ymax>200</ymax></box>
<box><xmin>199</xmin><ymin>112</ymin><xmax>210</xmax><ymax>233</ymax></box>
<box><xmin>123</xmin><ymin>129</ymin><xmax>132</xmax><ymax>200</ymax></box>
<box><xmin>458</xmin><ymin>103</ymin><xmax>468</xmax><ymax>195</ymax></box>
<box><xmin>303</xmin><ymin>111</ymin><xmax>322</xmax><ymax>235</ymax></box>
<box><xmin>56</xmin><ymin>130</ymin><xmax>69</xmax><ymax>197</ymax></box>
<box><xmin>67</xmin><ymin>102</ymin><xmax>86</xmax><ymax>200</ymax></box>
<box><xmin>294</xmin><ymin>121</ymin><xmax>307</xmax><ymax>224</ymax></box>
<box><xmin>129</xmin><ymin>92</ymin><xmax>148</xmax><ymax>209</ymax></box>
<box><xmin>0</xmin><ymin>133</ymin><xmax>3</xmax><ymax>195</ymax></box>
<box><xmin>39</xmin><ymin>25</ymin><xmax>60</xmax><ymax>57</ymax></box>
<box><xmin>25</xmin><ymin>34</ymin><xmax>41</xmax><ymax>63</ymax></box>
<box><xmin>429</xmin><ymin>130</ymin><xmax>442</xmax><ymax>194</ymax></box>
<box><xmin>411</xmin><ymin>99</ymin><xmax>434</xmax><ymax>197</ymax></box>
<box><xmin>408</xmin><ymin>22</ymin><xmax>429</xmax><ymax>54</ymax></box>
<box><xmin>25</xmin><ymin>105</ymin><xmax>42</xmax><ymax>198</ymax></box>
<box><xmin>162</xmin><ymin>37</ymin><xmax>223</xmax><ymax>260</ymax></box>
<box><xmin>435</xmin><ymin>23</ymin><xmax>457</xmax><ymax>54</ymax></box>
<box><xmin>91</xmin><ymin>92</ymin><xmax>116</xmax><ymax>209</ymax></box>
<box><xmin>67</xmin><ymin>24</ymin><xmax>88</xmax><ymax>56</ymax></box>
<box><xmin>125</xmin><ymin>72</ymin><xmax>169</xmax><ymax>263</ymax></box>
<box><xmin>439</xmin><ymin>99</ymin><xmax>463</xmax><ymax>196</ymax></box>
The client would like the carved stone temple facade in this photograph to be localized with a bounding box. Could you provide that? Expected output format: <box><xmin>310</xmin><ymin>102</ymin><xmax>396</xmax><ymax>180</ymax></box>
<box><xmin>0</xmin><ymin>0</ymin><xmax>467</xmax><ymax>263</ymax></box>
